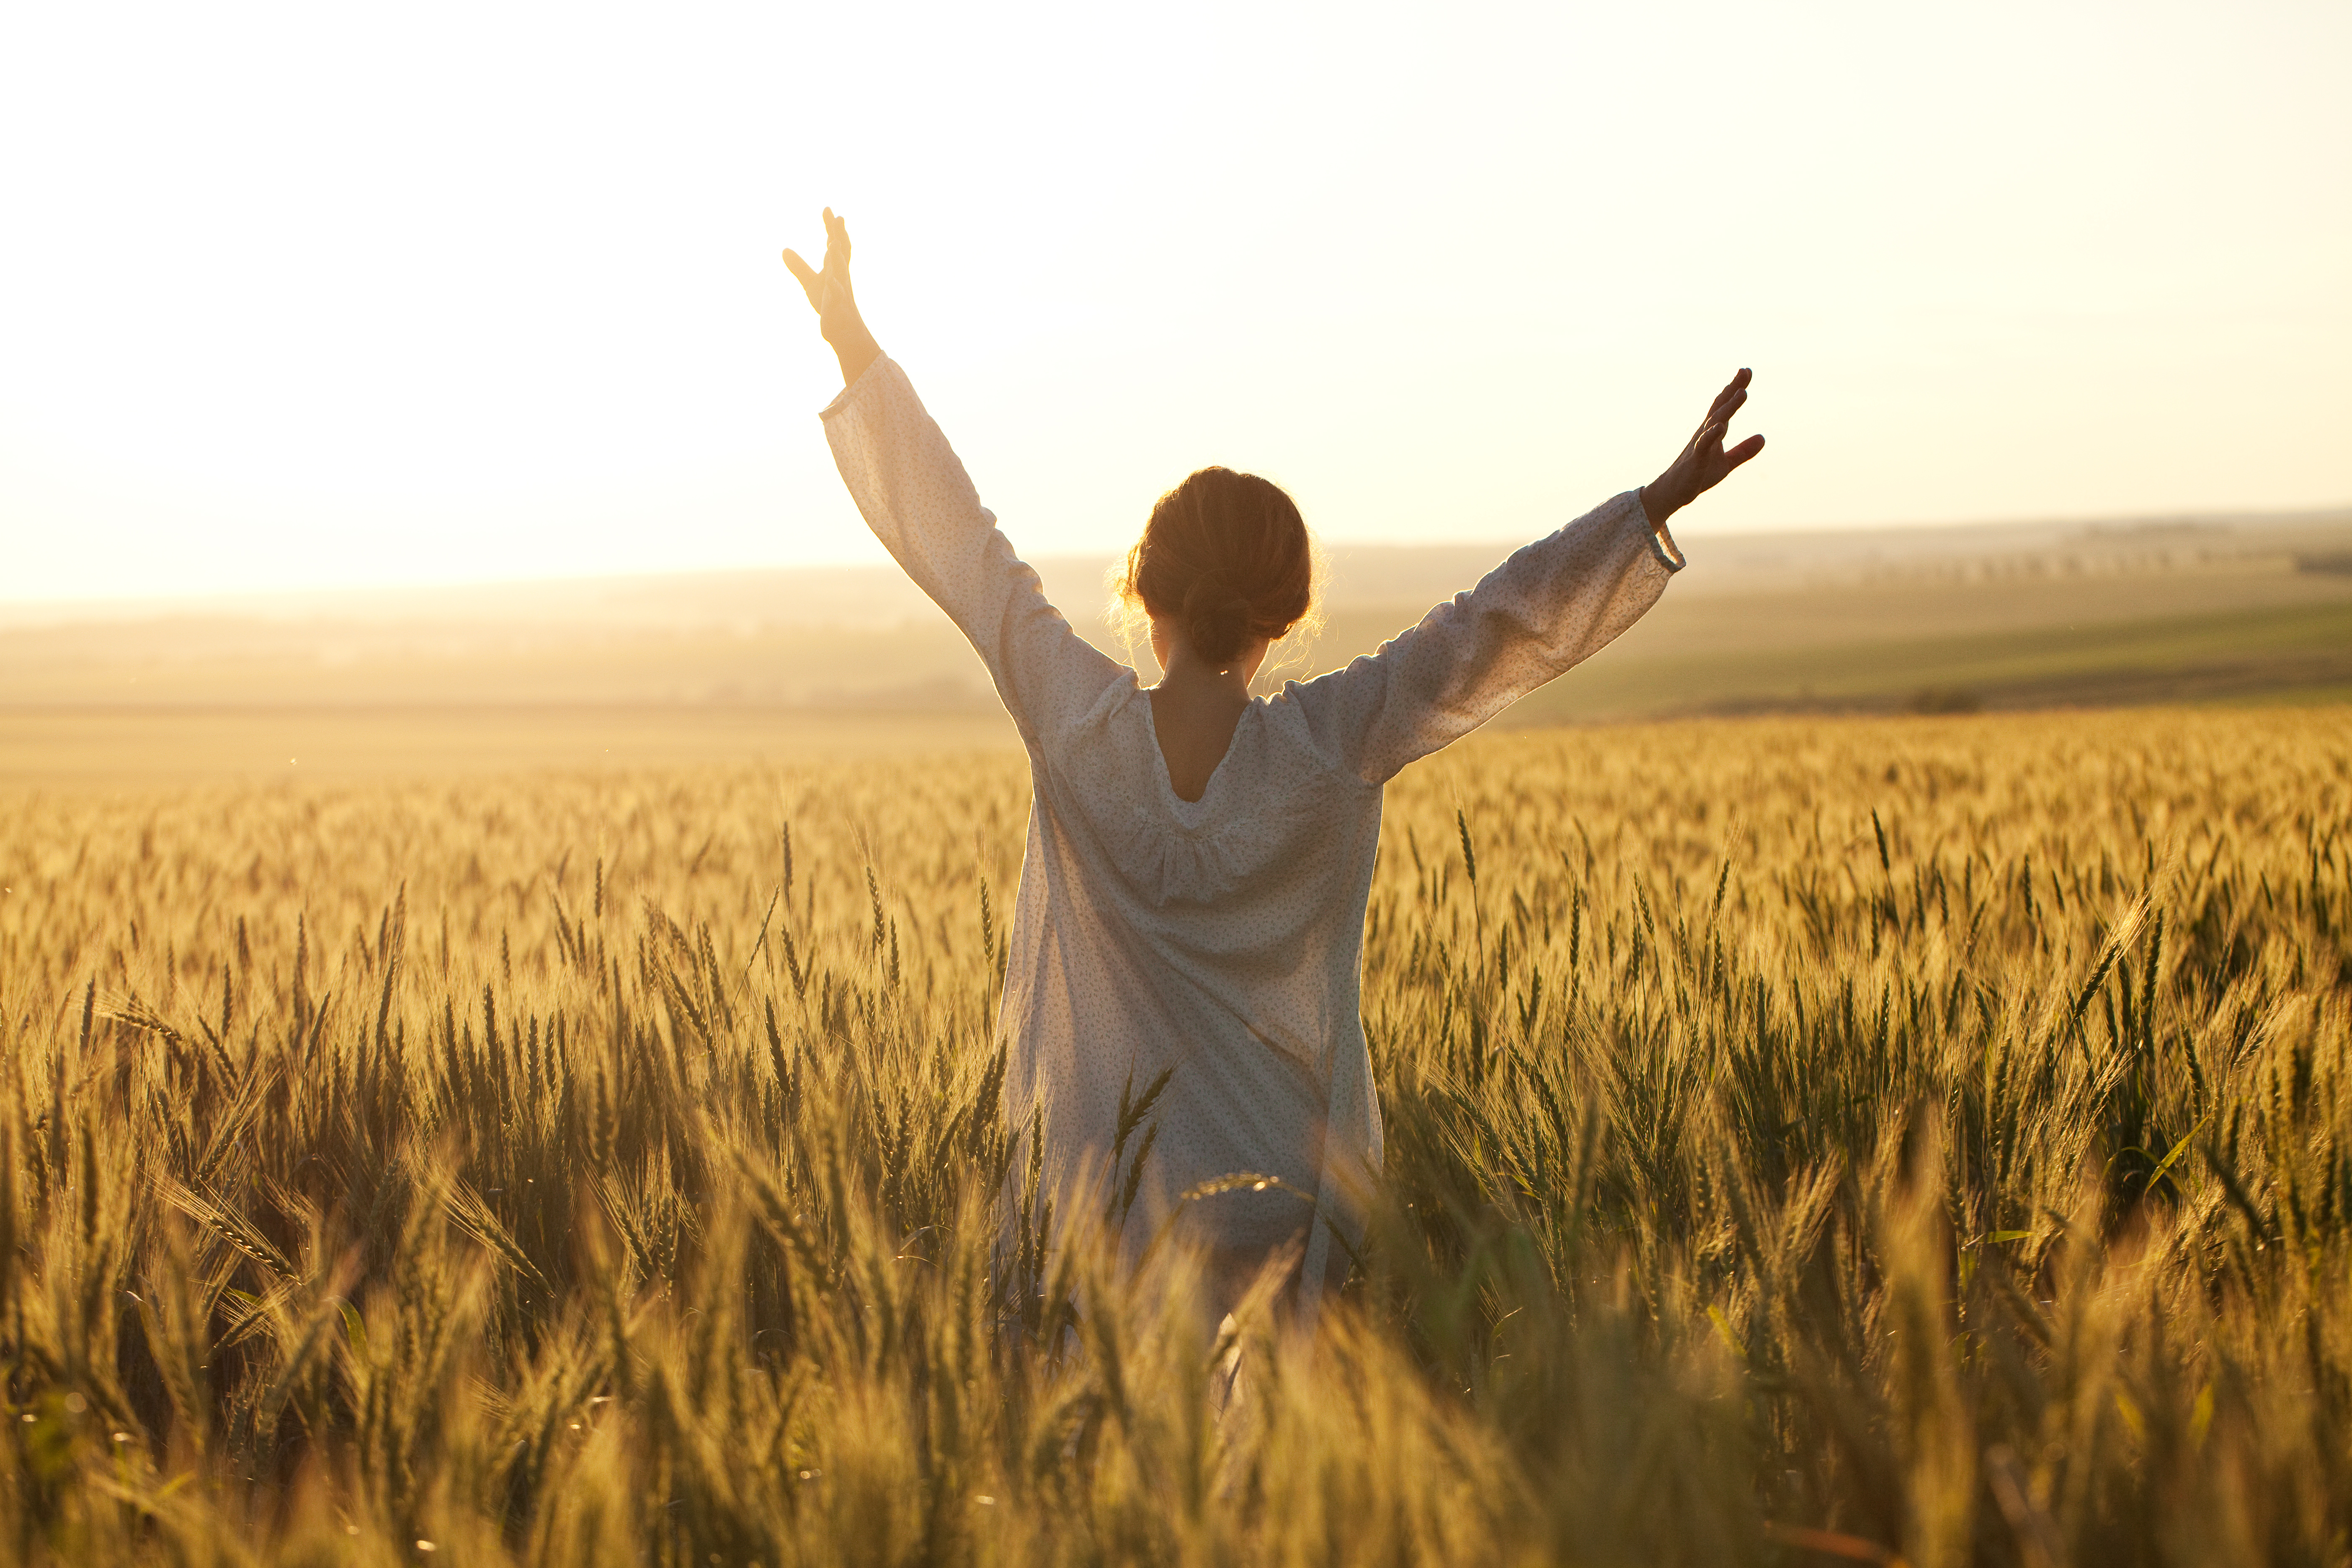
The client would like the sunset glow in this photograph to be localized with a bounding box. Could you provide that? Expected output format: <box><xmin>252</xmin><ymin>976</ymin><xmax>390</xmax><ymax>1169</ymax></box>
<box><xmin>3</xmin><ymin>0</ymin><xmax>2346</xmax><ymax>600</ymax></box>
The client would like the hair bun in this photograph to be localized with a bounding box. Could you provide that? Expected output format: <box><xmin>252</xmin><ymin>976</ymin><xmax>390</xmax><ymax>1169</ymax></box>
<box><xmin>1181</xmin><ymin>574</ymin><xmax>1254</xmax><ymax>668</ymax></box>
<box><xmin>1117</xmin><ymin>465</ymin><xmax>1317</xmax><ymax>674</ymax></box>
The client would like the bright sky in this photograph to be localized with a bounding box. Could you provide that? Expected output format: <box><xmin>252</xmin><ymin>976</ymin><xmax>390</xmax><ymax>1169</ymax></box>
<box><xmin>3</xmin><ymin>0</ymin><xmax>2346</xmax><ymax>601</ymax></box>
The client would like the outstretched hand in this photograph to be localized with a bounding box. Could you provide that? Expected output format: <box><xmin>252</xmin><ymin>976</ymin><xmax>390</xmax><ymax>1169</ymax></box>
<box><xmin>782</xmin><ymin>208</ymin><xmax>882</xmax><ymax>388</ymax></box>
<box><xmin>1640</xmin><ymin>369</ymin><xmax>1765</xmax><ymax>526</ymax></box>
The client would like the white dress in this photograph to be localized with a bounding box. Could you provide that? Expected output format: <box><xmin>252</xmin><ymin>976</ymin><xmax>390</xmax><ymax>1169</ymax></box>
<box><xmin>820</xmin><ymin>358</ymin><xmax>1684</xmax><ymax>1313</ymax></box>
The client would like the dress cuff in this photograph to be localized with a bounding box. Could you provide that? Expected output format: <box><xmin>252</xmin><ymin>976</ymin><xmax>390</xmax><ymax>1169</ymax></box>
<box><xmin>1633</xmin><ymin>488</ymin><xmax>1687</xmax><ymax>573</ymax></box>
<box><xmin>818</xmin><ymin>354</ymin><xmax>896</xmax><ymax>422</ymax></box>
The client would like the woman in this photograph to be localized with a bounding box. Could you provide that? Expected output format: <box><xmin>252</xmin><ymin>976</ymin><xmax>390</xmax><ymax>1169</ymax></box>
<box><xmin>782</xmin><ymin>211</ymin><xmax>1762</xmax><ymax>1324</ymax></box>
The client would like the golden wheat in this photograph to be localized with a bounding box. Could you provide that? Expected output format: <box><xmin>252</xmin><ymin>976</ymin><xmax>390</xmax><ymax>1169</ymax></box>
<box><xmin>0</xmin><ymin>706</ymin><xmax>2345</xmax><ymax>1565</ymax></box>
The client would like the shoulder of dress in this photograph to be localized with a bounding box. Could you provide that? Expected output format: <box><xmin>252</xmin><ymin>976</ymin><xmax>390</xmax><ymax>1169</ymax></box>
<box><xmin>1035</xmin><ymin>666</ymin><xmax>1147</xmax><ymax>761</ymax></box>
<box><xmin>1250</xmin><ymin>689</ymin><xmax>1378</xmax><ymax>791</ymax></box>
<box><xmin>1082</xmin><ymin>665</ymin><xmax>1146</xmax><ymax>722</ymax></box>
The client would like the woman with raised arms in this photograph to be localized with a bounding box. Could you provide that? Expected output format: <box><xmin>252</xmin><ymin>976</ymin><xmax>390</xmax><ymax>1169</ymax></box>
<box><xmin>781</xmin><ymin>209</ymin><xmax>1763</xmax><ymax>1327</ymax></box>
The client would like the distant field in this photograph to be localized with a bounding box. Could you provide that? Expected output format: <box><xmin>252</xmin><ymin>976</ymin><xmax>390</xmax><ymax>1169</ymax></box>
<box><xmin>3</xmin><ymin>509</ymin><xmax>2347</xmax><ymax>792</ymax></box>
<box><xmin>0</xmin><ymin>705</ymin><xmax>1016</xmax><ymax>791</ymax></box>
<box><xmin>1498</xmin><ymin>598</ymin><xmax>2352</xmax><ymax>722</ymax></box>
<box><xmin>1315</xmin><ymin>516</ymin><xmax>2352</xmax><ymax>720</ymax></box>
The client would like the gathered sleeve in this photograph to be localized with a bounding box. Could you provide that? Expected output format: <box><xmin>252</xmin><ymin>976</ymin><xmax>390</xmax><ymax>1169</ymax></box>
<box><xmin>1294</xmin><ymin>490</ymin><xmax>1683</xmax><ymax>784</ymax></box>
<box><xmin>820</xmin><ymin>358</ymin><xmax>1122</xmax><ymax>743</ymax></box>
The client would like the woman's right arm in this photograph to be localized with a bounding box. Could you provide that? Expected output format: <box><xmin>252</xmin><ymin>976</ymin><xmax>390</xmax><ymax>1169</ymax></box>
<box><xmin>1298</xmin><ymin>371</ymin><xmax>1764</xmax><ymax>784</ymax></box>
<box><xmin>784</xmin><ymin>213</ymin><xmax>1116</xmax><ymax>738</ymax></box>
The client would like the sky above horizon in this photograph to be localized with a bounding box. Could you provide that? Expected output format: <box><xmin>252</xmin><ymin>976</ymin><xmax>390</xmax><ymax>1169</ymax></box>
<box><xmin>3</xmin><ymin>0</ymin><xmax>2347</xmax><ymax>602</ymax></box>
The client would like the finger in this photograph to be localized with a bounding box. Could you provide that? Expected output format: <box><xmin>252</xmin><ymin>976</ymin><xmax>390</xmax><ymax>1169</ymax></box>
<box><xmin>824</xmin><ymin>207</ymin><xmax>851</xmax><ymax>262</ymax></box>
<box><xmin>1705</xmin><ymin>379</ymin><xmax>1749</xmax><ymax>424</ymax></box>
<box><xmin>1723</xmin><ymin>433</ymin><xmax>1766</xmax><ymax>469</ymax></box>
<box><xmin>781</xmin><ymin>248</ymin><xmax>824</xmax><ymax>307</ymax></box>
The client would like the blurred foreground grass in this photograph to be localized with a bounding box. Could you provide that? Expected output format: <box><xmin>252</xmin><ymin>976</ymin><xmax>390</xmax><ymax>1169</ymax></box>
<box><xmin>0</xmin><ymin>707</ymin><xmax>2347</xmax><ymax>1564</ymax></box>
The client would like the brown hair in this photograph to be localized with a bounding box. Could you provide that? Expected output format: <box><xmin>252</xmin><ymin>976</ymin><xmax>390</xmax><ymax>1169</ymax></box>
<box><xmin>1117</xmin><ymin>467</ymin><xmax>1314</xmax><ymax>670</ymax></box>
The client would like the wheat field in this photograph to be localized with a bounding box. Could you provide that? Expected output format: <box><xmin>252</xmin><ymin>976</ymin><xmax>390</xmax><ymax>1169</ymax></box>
<box><xmin>0</xmin><ymin>707</ymin><xmax>2346</xmax><ymax>1565</ymax></box>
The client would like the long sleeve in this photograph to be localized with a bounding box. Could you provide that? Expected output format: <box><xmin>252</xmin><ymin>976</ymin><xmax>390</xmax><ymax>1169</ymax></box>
<box><xmin>1293</xmin><ymin>490</ymin><xmax>1682</xmax><ymax>784</ymax></box>
<box><xmin>821</xmin><ymin>358</ymin><xmax>1121</xmax><ymax>744</ymax></box>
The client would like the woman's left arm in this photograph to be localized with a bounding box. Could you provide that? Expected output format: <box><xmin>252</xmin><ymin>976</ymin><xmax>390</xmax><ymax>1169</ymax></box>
<box><xmin>782</xmin><ymin>209</ymin><xmax>883</xmax><ymax>389</ymax></box>
<box><xmin>784</xmin><ymin>213</ymin><xmax>1118</xmax><ymax>741</ymax></box>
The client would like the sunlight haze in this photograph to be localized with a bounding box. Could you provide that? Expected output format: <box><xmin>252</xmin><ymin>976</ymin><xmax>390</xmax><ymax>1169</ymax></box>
<box><xmin>3</xmin><ymin>0</ymin><xmax>2346</xmax><ymax>601</ymax></box>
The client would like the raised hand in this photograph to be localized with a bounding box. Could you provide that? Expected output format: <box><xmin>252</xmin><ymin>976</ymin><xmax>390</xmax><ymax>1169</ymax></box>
<box><xmin>782</xmin><ymin>208</ymin><xmax>882</xmax><ymax>387</ymax></box>
<box><xmin>1640</xmin><ymin>369</ymin><xmax>1765</xmax><ymax>526</ymax></box>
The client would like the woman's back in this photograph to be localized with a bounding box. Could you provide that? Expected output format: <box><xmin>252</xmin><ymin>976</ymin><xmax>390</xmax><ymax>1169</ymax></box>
<box><xmin>1145</xmin><ymin>679</ymin><xmax>1248</xmax><ymax>804</ymax></box>
<box><xmin>820</xmin><ymin>355</ymin><xmax>1687</xmax><ymax>1309</ymax></box>
<box><xmin>1016</xmin><ymin>674</ymin><xmax>1389</xmax><ymax>1299</ymax></box>
<box><xmin>786</xmin><ymin>202</ymin><xmax>1761</xmax><ymax>1321</ymax></box>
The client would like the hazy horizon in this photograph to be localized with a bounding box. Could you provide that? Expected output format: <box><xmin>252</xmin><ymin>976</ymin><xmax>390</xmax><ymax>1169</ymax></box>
<box><xmin>8</xmin><ymin>501</ymin><xmax>2347</xmax><ymax>622</ymax></box>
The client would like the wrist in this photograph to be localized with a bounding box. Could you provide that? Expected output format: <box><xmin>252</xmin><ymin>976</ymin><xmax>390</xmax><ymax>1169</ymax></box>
<box><xmin>820</xmin><ymin>304</ymin><xmax>873</xmax><ymax>351</ymax></box>
<box><xmin>831</xmin><ymin>325</ymin><xmax>882</xmax><ymax>387</ymax></box>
